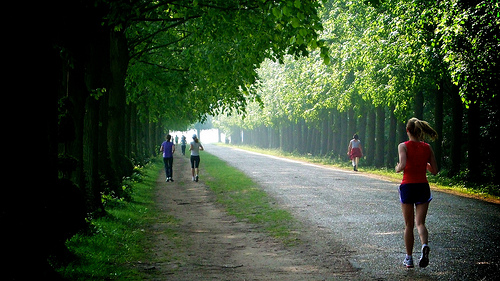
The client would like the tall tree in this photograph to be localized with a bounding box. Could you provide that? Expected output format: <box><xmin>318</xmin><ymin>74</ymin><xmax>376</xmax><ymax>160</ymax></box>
<box><xmin>213</xmin><ymin>0</ymin><xmax>499</xmax><ymax>186</ymax></box>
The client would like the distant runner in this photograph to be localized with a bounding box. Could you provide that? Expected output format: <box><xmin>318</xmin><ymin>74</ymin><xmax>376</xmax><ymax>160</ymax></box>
<box><xmin>347</xmin><ymin>134</ymin><xmax>363</xmax><ymax>171</ymax></box>
<box><xmin>190</xmin><ymin>134</ymin><xmax>204</xmax><ymax>182</ymax></box>
<box><xmin>160</xmin><ymin>134</ymin><xmax>176</xmax><ymax>182</ymax></box>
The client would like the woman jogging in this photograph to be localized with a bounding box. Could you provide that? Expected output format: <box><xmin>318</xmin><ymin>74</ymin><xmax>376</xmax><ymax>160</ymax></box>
<box><xmin>395</xmin><ymin>117</ymin><xmax>438</xmax><ymax>268</ymax></box>
<box><xmin>160</xmin><ymin>134</ymin><xmax>176</xmax><ymax>182</ymax></box>
<box><xmin>347</xmin><ymin>134</ymin><xmax>363</xmax><ymax>171</ymax></box>
<box><xmin>180</xmin><ymin>135</ymin><xmax>187</xmax><ymax>155</ymax></box>
<box><xmin>189</xmin><ymin>134</ymin><xmax>204</xmax><ymax>182</ymax></box>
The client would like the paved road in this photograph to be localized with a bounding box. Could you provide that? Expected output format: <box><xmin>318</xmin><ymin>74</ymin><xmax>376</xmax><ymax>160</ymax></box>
<box><xmin>204</xmin><ymin>144</ymin><xmax>500</xmax><ymax>280</ymax></box>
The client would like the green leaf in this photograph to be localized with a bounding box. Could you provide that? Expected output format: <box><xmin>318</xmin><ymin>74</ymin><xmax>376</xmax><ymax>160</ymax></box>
<box><xmin>283</xmin><ymin>6</ymin><xmax>291</xmax><ymax>16</ymax></box>
<box><xmin>272</xmin><ymin>7</ymin><xmax>281</xmax><ymax>19</ymax></box>
<box><xmin>296</xmin><ymin>34</ymin><xmax>304</xmax><ymax>44</ymax></box>
<box><xmin>323</xmin><ymin>56</ymin><xmax>330</xmax><ymax>65</ymax></box>
<box><xmin>294</xmin><ymin>0</ymin><xmax>301</xmax><ymax>9</ymax></box>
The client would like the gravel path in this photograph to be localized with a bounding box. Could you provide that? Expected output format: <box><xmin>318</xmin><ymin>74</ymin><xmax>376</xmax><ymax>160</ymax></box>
<box><xmin>205</xmin><ymin>144</ymin><xmax>500</xmax><ymax>280</ymax></box>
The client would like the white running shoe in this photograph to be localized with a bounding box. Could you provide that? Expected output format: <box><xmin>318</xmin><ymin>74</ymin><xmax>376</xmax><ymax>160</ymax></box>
<box><xmin>419</xmin><ymin>246</ymin><xmax>430</xmax><ymax>268</ymax></box>
<box><xmin>403</xmin><ymin>256</ymin><xmax>414</xmax><ymax>268</ymax></box>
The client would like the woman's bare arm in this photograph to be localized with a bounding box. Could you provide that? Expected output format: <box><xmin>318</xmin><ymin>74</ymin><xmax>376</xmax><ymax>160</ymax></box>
<box><xmin>395</xmin><ymin>143</ymin><xmax>407</xmax><ymax>173</ymax></box>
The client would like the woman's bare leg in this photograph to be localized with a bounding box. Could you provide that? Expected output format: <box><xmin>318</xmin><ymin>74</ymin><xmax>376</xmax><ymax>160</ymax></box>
<box><xmin>402</xmin><ymin>203</ymin><xmax>415</xmax><ymax>256</ymax></box>
<box><xmin>415</xmin><ymin>202</ymin><xmax>429</xmax><ymax>245</ymax></box>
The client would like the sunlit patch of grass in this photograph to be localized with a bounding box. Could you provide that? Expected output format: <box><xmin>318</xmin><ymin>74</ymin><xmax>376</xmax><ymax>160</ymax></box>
<box><xmin>202</xmin><ymin>152</ymin><xmax>300</xmax><ymax>245</ymax></box>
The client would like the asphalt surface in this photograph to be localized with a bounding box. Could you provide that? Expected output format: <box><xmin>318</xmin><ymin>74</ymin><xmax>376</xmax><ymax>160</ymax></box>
<box><xmin>204</xmin><ymin>144</ymin><xmax>500</xmax><ymax>280</ymax></box>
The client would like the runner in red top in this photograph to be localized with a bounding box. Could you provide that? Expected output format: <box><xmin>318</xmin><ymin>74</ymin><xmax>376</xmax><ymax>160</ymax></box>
<box><xmin>401</xmin><ymin>140</ymin><xmax>432</xmax><ymax>184</ymax></box>
<box><xmin>395</xmin><ymin>118</ymin><xmax>438</xmax><ymax>269</ymax></box>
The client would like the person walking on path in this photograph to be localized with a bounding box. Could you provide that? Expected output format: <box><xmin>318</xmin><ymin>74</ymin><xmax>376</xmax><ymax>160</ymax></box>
<box><xmin>180</xmin><ymin>135</ymin><xmax>187</xmax><ymax>155</ymax></box>
<box><xmin>395</xmin><ymin>117</ymin><xmax>438</xmax><ymax>269</ymax></box>
<box><xmin>160</xmin><ymin>134</ymin><xmax>176</xmax><ymax>182</ymax></box>
<box><xmin>347</xmin><ymin>134</ymin><xmax>363</xmax><ymax>171</ymax></box>
<box><xmin>190</xmin><ymin>134</ymin><xmax>204</xmax><ymax>182</ymax></box>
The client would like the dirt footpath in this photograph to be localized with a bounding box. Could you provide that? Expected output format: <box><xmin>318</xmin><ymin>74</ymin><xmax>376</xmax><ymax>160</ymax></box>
<box><xmin>141</xmin><ymin>154</ymin><xmax>358</xmax><ymax>280</ymax></box>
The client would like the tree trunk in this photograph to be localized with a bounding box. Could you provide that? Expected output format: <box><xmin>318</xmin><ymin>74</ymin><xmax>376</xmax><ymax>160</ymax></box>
<box><xmin>375</xmin><ymin>106</ymin><xmax>385</xmax><ymax>167</ymax></box>
<box><xmin>130</xmin><ymin>103</ymin><xmax>138</xmax><ymax>163</ymax></box>
<box><xmin>108</xmin><ymin>30</ymin><xmax>131</xmax><ymax>179</ymax></box>
<box><xmin>298</xmin><ymin>119</ymin><xmax>304</xmax><ymax>154</ymax></box>
<box><xmin>414</xmin><ymin>90</ymin><xmax>424</xmax><ymax>119</ymax></box>
<box><xmin>347</xmin><ymin>108</ymin><xmax>356</xmax><ymax>140</ymax></box>
<box><xmin>327</xmin><ymin>112</ymin><xmax>333</xmax><ymax>153</ymax></box>
<box><xmin>434</xmin><ymin>81</ymin><xmax>444</xmax><ymax>170</ymax></box>
<box><xmin>66</xmin><ymin>63</ymin><xmax>87</xmax><ymax>191</ymax></box>
<box><xmin>83</xmin><ymin>96</ymin><xmax>103</xmax><ymax>212</ymax></box>
<box><xmin>398</xmin><ymin>119</ymin><xmax>407</xmax><ymax>144</ymax></box>
<box><xmin>321</xmin><ymin>117</ymin><xmax>329</xmax><ymax>155</ymax></box>
<box><xmin>340</xmin><ymin>111</ymin><xmax>348</xmax><ymax>160</ymax></box>
<box><xmin>148</xmin><ymin>117</ymin><xmax>154</xmax><ymax>156</ymax></box>
<box><xmin>304</xmin><ymin>123</ymin><xmax>310</xmax><ymax>153</ymax></box>
<box><xmin>387</xmin><ymin>107</ymin><xmax>397</xmax><ymax>168</ymax></box>
<box><xmin>358</xmin><ymin>103</ymin><xmax>367</xmax><ymax>160</ymax></box>
<box><xmin>366</xmin><ymin>107</ymin><xmax>376</xmax><ymax>166</ymax></box>
<box><xmin>467</xmin><ymin>99</ymin><xmax>481</xmax><ymax>182</ymax></box>
<box><xmin>83</xmin><ymin>28</ymin><xmax>109</xmax><ymax>212</ymax></box>
<box><xmin>449</xmin><ymin>84</ymin><xmax>462</xmax><ymax>177</ymax></box>
<box><xmin>124</xmin><ymin>104</ymin><xmax>131</xmax><ymax>160</ymax></box>
<box><xmin>99</xmin><ymin>86</ymin><xmax>121</xmax><ymax>197</ymax></box>
<box><xmin>279</xmin><ymin>125</ymin><xmax>284</xmax><ymax>149</ymax></box>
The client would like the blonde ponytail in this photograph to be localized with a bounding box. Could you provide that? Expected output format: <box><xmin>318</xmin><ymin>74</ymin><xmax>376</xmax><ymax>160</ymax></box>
<box><xmin>406</xmin><ymin>118</ymin><xmax>438</xmax><ymax>141</ymax></box>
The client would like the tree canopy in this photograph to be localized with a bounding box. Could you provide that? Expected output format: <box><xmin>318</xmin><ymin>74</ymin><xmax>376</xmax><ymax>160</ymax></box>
<box><xmin>214</xmin><ymin>0</ymin><xmax>499</xmax><ymax>185</ymax></box>
<box><xmin>6</xmin><ymin>0</ymin><xmax>498</xmax><ymax>278</ymax></box>
<box><xmin>125</xmin><ymin>0</ymin><xmax>328</xmax><ymax>121</ymax></box>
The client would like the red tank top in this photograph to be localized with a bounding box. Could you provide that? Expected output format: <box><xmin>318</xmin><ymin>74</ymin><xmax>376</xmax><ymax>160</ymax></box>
<box><xmin>402</xmin><ymin>141</ymin><xmax>431</xmax><ymax>184</ymax></box>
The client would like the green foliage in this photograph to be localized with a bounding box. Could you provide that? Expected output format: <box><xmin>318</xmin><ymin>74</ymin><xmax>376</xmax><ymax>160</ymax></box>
<box><xmin>124</xmin><ymin>0</ymin><xmax>327</xmax><ymax>127</ymax></box>
<box><xmin>213</xmin><ymin>0</ymin><xmax>499</xmax><ymax>185</ymax></box>
<box><xmin>215</xmin><ymin>0</ymin><xmax>497</xmax><ymax>123</ymax></box>
<box><xmin>436</xmin><ymin>0</ymin><xmax>499</xmax><ymax>106</ymax></box>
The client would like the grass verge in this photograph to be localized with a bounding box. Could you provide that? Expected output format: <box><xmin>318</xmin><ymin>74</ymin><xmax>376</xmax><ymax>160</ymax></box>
<box><xmin>202</xmin><ymin>152</ymin><xmax>299</xmax><ymax>245</ymax></box>
<box><xmin>55</xmin><ymin>159</ymin><xmax>163</xmax><ymax>280</ymax></box>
